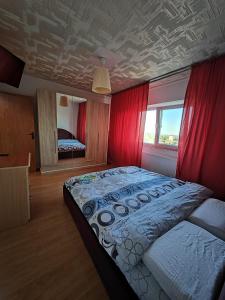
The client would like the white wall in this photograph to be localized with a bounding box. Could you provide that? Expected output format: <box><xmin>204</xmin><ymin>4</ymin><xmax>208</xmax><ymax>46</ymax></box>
<box><xmin>0</xmin><ymin>73</ymin><xmax>111</xmax><ymax>104</ymax></box>
<box><xmin>141</xmin><ymin>70</ymin><xmax>190</xmax><ymax>177</ymax></box>
<box><xmin>142</xmin><ymin>144</ymin><xmax>178</xmax><ymax>177</ymax></box>
<box><xmin>148</xmin><ymin>71</ymin><xmax>190</xmax><ymax>105</ymax></box>
<box><xmin>56</xmin><ymin>96</ymin><xmax>79</xmax><ymax>137</ymax></box>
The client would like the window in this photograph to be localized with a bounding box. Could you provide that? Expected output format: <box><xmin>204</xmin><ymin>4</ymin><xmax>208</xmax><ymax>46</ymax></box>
<box><xmin>144</xmin><ymin>105</ymin><xmax>183</xmax><ymax>148</ymax></box>
<box><xmin>144</xmin><ymin>109</ymin><xmax>157</xmax><ymax>144</ymax></box>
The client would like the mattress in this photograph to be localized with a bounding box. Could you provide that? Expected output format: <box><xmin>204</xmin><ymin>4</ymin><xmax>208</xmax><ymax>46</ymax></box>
<box><xmin>58</xmin><ymin>139</ymin><xmax>85</xmax><ymax>152</ymax></box>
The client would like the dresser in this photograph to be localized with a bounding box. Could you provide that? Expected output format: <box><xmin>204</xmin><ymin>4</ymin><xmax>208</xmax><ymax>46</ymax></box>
<box><xmin>0</xmin><ymin>153</ymin><xmax>31</xmax><ymax>231</ymax></box>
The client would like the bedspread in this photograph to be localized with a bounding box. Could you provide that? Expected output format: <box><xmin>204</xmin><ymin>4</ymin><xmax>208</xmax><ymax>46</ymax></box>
<box><xmin>107</xmin><ymin>182</ymin><xmax>212</xmax><ymax>272</ymax></box>
<box><xmin>58</xmin><ymin>139</ymin><xmax>85</xmax><ymax>152</ymax></box>
<box><xmin>65</xmin><ymin>166</ymin><xmax>213</xmax><ymax>299</ymax></box>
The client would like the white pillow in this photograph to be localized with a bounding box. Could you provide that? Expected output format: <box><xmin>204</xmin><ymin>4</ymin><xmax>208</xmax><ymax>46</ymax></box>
<box><xmin>188</xmin><ymin>198</ymin><xmax>225</xmax><ymax>241</ymax></box>
<box><xmin>143</xmin><ymin>221</ymin><xmax>225</xmax><ymax>300</ymax></box>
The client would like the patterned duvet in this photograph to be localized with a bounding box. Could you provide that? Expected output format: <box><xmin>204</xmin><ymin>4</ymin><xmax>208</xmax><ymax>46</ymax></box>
<box><xmin>65</xmin><ymin>166</ymin><xmax>212</xmax><ymax>299</ymax></box>
<box><xmin>58</xmin><ymin>139</ymin><xmax>85</xmax><ymax>152</ymax></box>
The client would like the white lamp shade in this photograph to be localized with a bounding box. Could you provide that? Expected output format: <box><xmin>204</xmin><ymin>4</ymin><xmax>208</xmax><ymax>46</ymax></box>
<box><xmin>92</xmin><ymin>66</ymin><xmax>111</xmax><ymax>94</ymax></box>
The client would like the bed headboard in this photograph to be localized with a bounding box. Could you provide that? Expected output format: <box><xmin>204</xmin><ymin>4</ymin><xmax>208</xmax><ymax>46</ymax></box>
<box><xmin>57</xmin><ymin>128</ymin><xmax>75</xmax><ymax>139</ymax></box>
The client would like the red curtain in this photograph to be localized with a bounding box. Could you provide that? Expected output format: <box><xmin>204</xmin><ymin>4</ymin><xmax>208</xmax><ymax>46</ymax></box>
<box><xmin>108</xmin><ymin>83</ymin><xmax>149</xmax><ymax>166</ymax></box>
<box><xmin>176</xmin><ymin>55</ymin><xmax>225</xmax><ymax>199</ymax></box>
<box><xmin>77</xmin><ymin>102</ymin><xmax>86</xmax><ymax>144</ymax></box>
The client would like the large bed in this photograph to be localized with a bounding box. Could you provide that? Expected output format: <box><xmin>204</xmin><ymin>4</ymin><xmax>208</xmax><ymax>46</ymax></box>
<box><xmin>63</xmin><ymin>166</ymin><xmax>225</xmax><ymax>300</ymax></box>
<box><xmin>58</xmin><ymin>128</ymin><xmax>85</xmax><ymax>159</ymax></box>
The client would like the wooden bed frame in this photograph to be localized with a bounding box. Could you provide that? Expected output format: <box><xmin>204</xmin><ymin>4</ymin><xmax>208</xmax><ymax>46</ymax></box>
<box><xmin>63</xmin><ymin>185</ymin><xmax>225</xmax><ymax>300</ymax></box>
<box><xmin>63</xmin><ymin>186</ymin><xmax>138</xmax><ymax>300</ymax></box>
<box><xmin>58</xmin><ymin>128</ymin><xmax>85</xmax><ymax>160</ymax></box>
<box><xmin>58</xmin><ymin>128</ymin><xmax>75</xmax><ymax>140</ymax></box>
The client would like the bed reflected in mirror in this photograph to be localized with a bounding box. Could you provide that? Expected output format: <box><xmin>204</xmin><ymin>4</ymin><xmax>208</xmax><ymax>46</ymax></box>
<box><xmin>56</xmin><ymin>93</ymin><xmax>87</xmax><ymax>160</ymax></box>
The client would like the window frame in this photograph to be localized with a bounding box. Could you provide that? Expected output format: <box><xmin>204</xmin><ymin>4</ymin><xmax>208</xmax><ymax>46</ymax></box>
<box><xmin>144</xmin><ymin>104</ymin><xmax>183</xmax><ymax>151</ymax></box>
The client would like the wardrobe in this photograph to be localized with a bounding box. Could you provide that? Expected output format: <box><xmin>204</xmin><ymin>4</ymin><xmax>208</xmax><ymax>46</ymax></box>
<box><xmin>36</xmin><ymin>89</ymin><xmax>110</xmax><ymax>172</ymax></box>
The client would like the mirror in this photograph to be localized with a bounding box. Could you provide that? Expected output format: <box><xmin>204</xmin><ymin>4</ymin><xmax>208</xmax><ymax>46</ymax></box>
<box><xmin>56</xmin><ymin>93</ymin><xmax>87</xmax><ymax>160</ymax></box>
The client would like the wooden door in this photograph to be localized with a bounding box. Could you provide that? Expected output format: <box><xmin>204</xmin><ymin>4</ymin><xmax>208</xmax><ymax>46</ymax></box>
<box><xmin>37</xmin><ymin>89</ymin><xmax>57</xmax><ymax>167</ymax></box>
<box><xmin>0</xmin><ymin>93</ymin><xmax>36</xmax><ymax>171</ymax></box>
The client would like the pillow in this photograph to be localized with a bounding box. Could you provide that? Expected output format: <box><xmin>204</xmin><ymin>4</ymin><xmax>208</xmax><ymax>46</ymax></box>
<box><xmin>143</xmin><ymin>221</ymin><xmax>225</xmax><ymax>300</ymax></box>
<box><xmin>188</xmin><ymin>198</ymin><xmax>225</xmax><ymax>241</ymax></box>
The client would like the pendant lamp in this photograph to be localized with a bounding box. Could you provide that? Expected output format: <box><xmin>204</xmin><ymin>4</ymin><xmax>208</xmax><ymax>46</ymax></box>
<box><xmin>60</xmin><ymin>95</ymin><xmax>68</xmax><ymax>107</ymax></box>
<box><xmin>92</xmin><ymin>57</ymin><xmax>111</xmax><ymax>95</ymax></box>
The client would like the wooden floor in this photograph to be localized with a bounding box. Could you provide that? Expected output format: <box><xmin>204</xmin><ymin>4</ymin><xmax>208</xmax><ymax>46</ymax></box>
<box><xmin>0</xmin><ymin>166</ymin><xmax>111</xmax><ymax>300</ymax></box>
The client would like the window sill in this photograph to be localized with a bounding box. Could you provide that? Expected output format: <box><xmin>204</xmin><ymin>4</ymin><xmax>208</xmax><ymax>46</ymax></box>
<box><xmin>146</xmin><ymin>143</ymin><xmax>178</xmax><ymax>151</ymax></box>
<box><xmin>143</xmin><ymin>143</ymin><xmax>178</xmax><ymax>160</ymax></box>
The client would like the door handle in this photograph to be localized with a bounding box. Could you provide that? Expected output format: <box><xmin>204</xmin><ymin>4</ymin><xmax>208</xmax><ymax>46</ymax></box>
<box><xmin>27</xmin><ymin>132</ymin><xmax>35</xmax><ymax>139</ymax></box>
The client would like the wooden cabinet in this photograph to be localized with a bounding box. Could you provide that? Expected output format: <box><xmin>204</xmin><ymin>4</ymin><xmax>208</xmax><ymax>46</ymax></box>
<box><xmin>86</xmin><ymin>101</ymin><xmax>110</xmax><ymax>164</ymax></box>
<box><xmin>0</xmin><ymin>154</ymin><xmax>31</xmax><ymax>231</ymax></box>
<box><xmin>37</xmin><ymin>89</ymin><xmax>57</xmax><ymax>167</ymax></box>
<box><xmin>36</xmin><ymin>89</ymin><xmax>110</xmax><ymax>172</ymax></box>
<box><xmin>96</xmin><ymin>102</ymin><xmax>110</xmax><ymax>164</ymax></box>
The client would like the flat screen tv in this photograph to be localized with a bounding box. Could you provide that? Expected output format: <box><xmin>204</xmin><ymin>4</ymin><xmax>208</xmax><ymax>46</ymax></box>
<box><xmin>0</xmin><ymin>45</ymin><xmax>25</xmax><ymax>88</ymax></box>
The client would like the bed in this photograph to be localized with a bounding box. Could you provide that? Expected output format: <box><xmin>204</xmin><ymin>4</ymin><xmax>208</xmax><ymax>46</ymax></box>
<box><xmin>58</xmin><ymin>128</ymin><xmax>85</xmax><ymax>159</ymax></box>
<box><xmin>63</xmin><ymin>166</ymin><xmax>225</xmax><ymax>300</ymax></box>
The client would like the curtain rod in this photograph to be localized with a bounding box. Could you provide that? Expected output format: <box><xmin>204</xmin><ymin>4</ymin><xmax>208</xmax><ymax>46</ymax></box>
<box><xmin>112</xmin><ymin>53</ymin><xmax>225</xmax><ymax>95</ymax></box>
<box><xmin>148</xmin><ymin>52</ymin><xmax>224</xmax><ymax>84</ymax></box>
<box><xmin>149</xmin><ymin>65</ymin><xmax>190</xmax><ymax>83</ymax></box>
<box><xmin>112</xmin><ymin>65</ymin><xmax>190</xmax><ymax>95</ymax></box>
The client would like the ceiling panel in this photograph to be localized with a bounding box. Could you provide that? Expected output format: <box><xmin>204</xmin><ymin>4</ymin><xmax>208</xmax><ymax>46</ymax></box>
<box><xmin>0</xmin><ymin>0</ymin><xmax>225</xmax><ymax>93</ymax></box>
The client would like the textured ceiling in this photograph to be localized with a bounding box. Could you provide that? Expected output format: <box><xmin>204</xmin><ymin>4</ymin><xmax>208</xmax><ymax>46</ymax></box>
<box><xmin>0</xmin><ymin>0</ymin><xmax>225</xmax><ymax>93</ymax></box>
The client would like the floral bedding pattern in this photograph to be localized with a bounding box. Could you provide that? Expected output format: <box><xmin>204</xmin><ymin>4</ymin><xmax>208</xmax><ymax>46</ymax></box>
<box><xmin>58</xmin><ymin>139</ymin><xmax>85</xmax><ymax>152</ymax></box>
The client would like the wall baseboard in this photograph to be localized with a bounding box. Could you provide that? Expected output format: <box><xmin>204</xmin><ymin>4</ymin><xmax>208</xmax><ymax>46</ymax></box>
<box><xmin>40</xmin><ymin>162</ymin><xmax>107</xmax><ymax>174</ymax></box>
